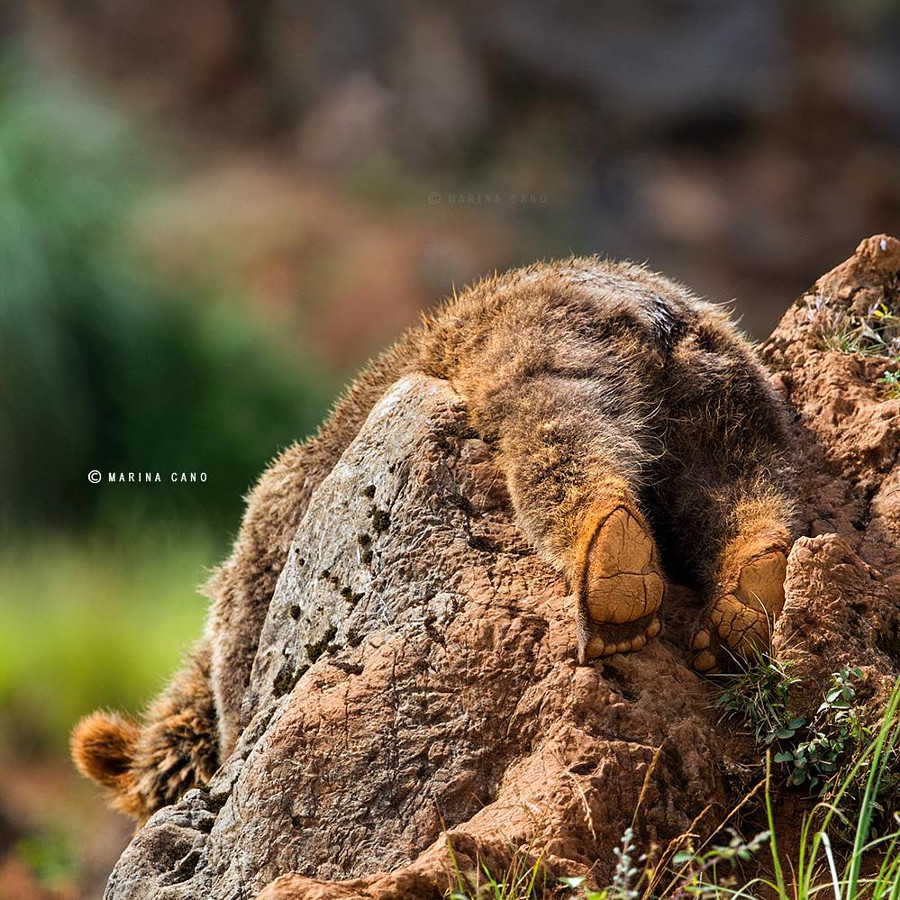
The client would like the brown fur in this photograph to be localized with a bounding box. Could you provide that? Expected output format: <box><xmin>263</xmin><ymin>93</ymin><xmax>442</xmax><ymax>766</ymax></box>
<box><xmin>71</xmin><ymin>712</ymin><xmax>139</xmax><ymax>797</ymax></box>
<box><xmin>72</xmin><ymin>645</ymin><xmax>219</xmax><ymax>819</ymax></box>
<box><xmin>71</xmin><ymin>257</ymin><xmax>796</xmax><ymax>820</ymax></box>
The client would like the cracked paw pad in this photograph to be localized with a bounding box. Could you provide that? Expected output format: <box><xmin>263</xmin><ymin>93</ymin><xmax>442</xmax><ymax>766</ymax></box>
<box><xmin>690</xmin><ymin>549</ymin><xmax>787</xmax><ymax>674</ymax></box>
<box><xmin>581</xmin><ymin>506</ymin><xmax>665</xmax><ymax>660</ymax></box>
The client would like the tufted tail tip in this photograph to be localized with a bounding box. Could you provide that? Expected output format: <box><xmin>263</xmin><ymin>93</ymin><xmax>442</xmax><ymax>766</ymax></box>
<box><xmin>71</xmin><ymin>710</ymin><xmax>140</xmax><ymax>798</ymax></box>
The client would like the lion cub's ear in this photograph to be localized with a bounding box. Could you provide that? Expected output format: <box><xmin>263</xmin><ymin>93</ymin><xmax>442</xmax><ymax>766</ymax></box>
<box><xmin>70</xmin><ymin>711</ymin><xmax>139</xmax><ymax>794</ymax></box>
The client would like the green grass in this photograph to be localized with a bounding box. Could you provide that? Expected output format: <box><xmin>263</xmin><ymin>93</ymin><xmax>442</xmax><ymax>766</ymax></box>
<box><xmin>0</xmin><ymin>529</ymin><xmax>215</xmax><ymax>757</ymax></box>
<box><xmin>715</xmin><ymin>651</ymin><xmax>804</xmax><ymax>748</ymax></box>
<box><xmin>745</xmin><ymin>679</ymin><xmax>900</xmax><ymax>900</ymax></box>
<box><xmin>446</xmin><ymin>839</ymin><xmax>555</xmax><ymax>900</ymax></box>
<box><xmin>807</xmin><ymin>296</ymin><xmax>900</xmax><ymax>361</ymax></box>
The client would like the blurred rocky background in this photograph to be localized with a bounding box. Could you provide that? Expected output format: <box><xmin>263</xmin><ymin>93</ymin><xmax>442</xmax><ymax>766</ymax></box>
<box><xmin>1</xmin><ymin>1</ymin><xmax>899</xmax><ymax>897</ymax></box>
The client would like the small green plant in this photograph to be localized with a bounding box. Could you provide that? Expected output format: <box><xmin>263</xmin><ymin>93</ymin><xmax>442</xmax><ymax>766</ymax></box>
<box><xmin>674</xmin><ymin>679</ymin><xmax>900</xmax><ymax>900</ymax></box>
<box><xmin>605</xmin><ymin>828</ymin><xmax>642</xmax><ymax>900</ymax></box>
<box><xmin>666</xmin><ymin>828</ymin><xmax>770</xmax><ymax>899</ymax></box>
<box><xmin>759</xmin><ymin>678</ymin><xmax>900</xmax><ymax>900</ymax></box>
<box><xmin>878</xmin><ymin>367</ymin><xmax>900</xmax><ymax>399</ymax></box>
<box><xmin>719</xmin><ymin>661</ymin><xmax>900</xmax><ymax>847</ymax></box>
<box><xmin>715</xmin><ymin>658</ymin><xmax>881</xmax><ymax>806</ymax></box>
<box><xmin>715</xmin><ymin>652</ymin><xmax>805</xmax><ymax>747</ymax></box>
<box><xmin>559</xmin><ymin>826</ymin><xmax>769</xmax><ymax>900</ymax></box>
<box><xmin>774</xmin><ymin>666</ymin><xmax>867</xmax><ymax>793</ymax></box>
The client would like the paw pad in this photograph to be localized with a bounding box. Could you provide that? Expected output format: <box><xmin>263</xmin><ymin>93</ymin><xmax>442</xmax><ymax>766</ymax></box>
<box><xmin>690</xmin><ymin>549</ymin><xmax>787</xmax><ymax>674</ymax></box>
<box><xmin>579</xmin><ymin>506</ymin><xmax>665</xmax><ymax>660</ymax></box>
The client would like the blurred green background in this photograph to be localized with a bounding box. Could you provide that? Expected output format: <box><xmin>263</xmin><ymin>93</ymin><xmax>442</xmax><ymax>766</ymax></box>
<box><xmin>2</xmin><ymin>1</ymin><xmax>900</xmax><ymax>896</ymax></box>
<box><xmin>0</xmin><ymin>48</ymin><xmax>334</xmax><ymax>900</ymax></box>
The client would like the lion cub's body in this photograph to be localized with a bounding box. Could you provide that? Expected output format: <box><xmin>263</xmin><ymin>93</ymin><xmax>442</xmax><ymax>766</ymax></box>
<box><xmin>72</xmin><ymin>258</ymin><xmax>795</xmax><ymax>820</ymax></box>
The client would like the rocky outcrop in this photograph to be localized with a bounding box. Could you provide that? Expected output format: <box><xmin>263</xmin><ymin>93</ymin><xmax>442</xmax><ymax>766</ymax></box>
<box><xmin>105</xmin><ymin>237</ymin><xmax>899</xmax><ymax>900</ymax></box>
<box><xmin>765</xmin><ymin>234</ymin><xmax>900</xmax><ymax>718</ymax></box>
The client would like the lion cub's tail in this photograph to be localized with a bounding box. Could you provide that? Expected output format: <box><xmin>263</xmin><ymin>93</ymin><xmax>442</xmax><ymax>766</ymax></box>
<box><xmin>70</xmin><ymin>711</ymin><xmax>143</xmax><ymax>817</ymax></box>
<box><xmin>70</xmin><ymin>647</ymin><xmax>221</xmax><ymax>822</ymax></box>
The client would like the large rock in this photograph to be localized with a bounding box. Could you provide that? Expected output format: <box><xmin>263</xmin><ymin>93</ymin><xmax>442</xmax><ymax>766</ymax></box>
<box><xmin>765</xmin><ymin>234</ymin><xmax>900</xmax><ymax>718</ymax></box>
<box><xmin>105</xmin><ymin>238</ymin><xmax>900</xmax><ymax>899</ymax></box>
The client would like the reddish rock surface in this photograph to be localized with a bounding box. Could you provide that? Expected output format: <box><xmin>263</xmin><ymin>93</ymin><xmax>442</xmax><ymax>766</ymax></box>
<box><xmin>104</xmin><ymin>237</ymin><xmax>900</xmax><ymax>900</ymax></box>
<box><xmin>765</xmin><ymin>234</ymin><xmax>900</xmax><ymax>720</ymax></box>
